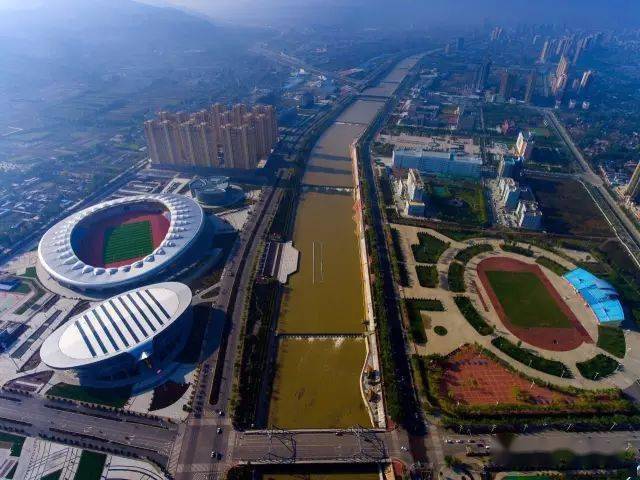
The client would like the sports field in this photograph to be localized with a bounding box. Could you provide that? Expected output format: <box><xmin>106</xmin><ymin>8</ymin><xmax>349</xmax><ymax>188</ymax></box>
<box><xmin>74</xmin><ymin>209</ymin><xmax>169</xmax><ymax>268</ymax></box>
<box><xmin>103</xmin><ymin>220</ymin><xmax>153</xmax><ymax>265</ymax></box>
<box><xmin>476</xmin><ymin>257</ymin><xmax>592</xmax><ymax>351</ymax></box>
<box><xmin>485</xmin><ymin>270</ymin><xmax>572</xmax><ymax>328</ymax></box>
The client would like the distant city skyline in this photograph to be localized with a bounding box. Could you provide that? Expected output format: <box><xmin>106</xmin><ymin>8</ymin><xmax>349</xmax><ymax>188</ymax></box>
<box><xmin>136</xmin><ymin>0</ymin><xmax>640</xmax><ymax>28</ymax></box>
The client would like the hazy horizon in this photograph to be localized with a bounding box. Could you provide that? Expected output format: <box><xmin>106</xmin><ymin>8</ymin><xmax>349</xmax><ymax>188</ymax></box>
<box><xmin>134</xmin><ymin>0</ymin><xmax>640</xmax><ymax>28</ymax></box>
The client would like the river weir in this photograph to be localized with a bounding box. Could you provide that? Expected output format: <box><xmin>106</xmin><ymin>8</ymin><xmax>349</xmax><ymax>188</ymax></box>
<box><xmin>268</xmin><ymin>56</ymin><xmax>422</xmax><ymax>430</ymax></box>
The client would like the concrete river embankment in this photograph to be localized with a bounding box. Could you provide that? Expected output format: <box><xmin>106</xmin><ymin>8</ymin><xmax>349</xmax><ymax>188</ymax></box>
<box><xmin>268</xmin><ymin>55</ymin><xmax>422</xmax><ymax>430</ymax></box>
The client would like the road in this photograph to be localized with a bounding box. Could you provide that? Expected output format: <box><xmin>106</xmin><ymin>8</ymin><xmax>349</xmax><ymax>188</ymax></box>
<box><xmin>442</xmin><ymin>431</ymin><xmax>639</xmax><ymax>458</ymax></box>
<box><xmin>174</xmin><ymin>181</ymin><xmax>282</xmax><ymax>479</ymax></box>
<box><xmin>545</xmin><ymin>111</ymin><xmax>640</xmax><ymax>267</ymax></box>
<box><xmin>0</xmin><ymin>393</ymin><xmax>177</xmax><ymax>466</ymax></box>
<box><xmin>358</xmin><ymin>80</ymin><xmax>424</xmax><ymax>435</ymax></box>
<box><xmin>233</xmin><ymin>430</ymin><xmax>389</xmax><ymax>465</ymax></box>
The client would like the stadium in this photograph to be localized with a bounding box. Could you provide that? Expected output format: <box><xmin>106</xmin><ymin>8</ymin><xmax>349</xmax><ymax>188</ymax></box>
<box><xmin>40</xmin><ymin>282</ymin><xmax>193</xmax><ymax>385</ymax></box>
<box><xmin>37</xmin><ymin>194</ymin><xmax>206</xmax><ymax>296</ymax></box>
<box><xmin>189</xmin><ymin>176</ymin><xmax>245</xmax><ymax>208</ymax></box>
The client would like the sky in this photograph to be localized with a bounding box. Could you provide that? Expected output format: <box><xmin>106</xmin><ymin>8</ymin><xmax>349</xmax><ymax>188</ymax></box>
<box><xmin>0</xmin><ymin>0</ymin><xmax>638</xmax><ymax>29</ymax></box>
<box><xmin>134</xmin><ymin>0</ymin><xmax>640</xmax><ymax>28</ymax></box>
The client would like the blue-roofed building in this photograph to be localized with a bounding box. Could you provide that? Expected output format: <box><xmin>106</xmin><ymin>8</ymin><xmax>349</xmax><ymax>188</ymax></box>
<box><xmin>563</xmin><ymin>268</ymin><xmax>625</xmax><ymax>325</ymax></box>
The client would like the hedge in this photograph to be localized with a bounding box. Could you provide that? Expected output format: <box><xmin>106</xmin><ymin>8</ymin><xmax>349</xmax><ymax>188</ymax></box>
<box><xmin>454</xmin><ymin>296</ymin><xmax>492</xmax><ymax>335</ymax></box>
<box><xmin>577</xmin><ymin>353</ymin><xmax>620</xmax><ymax>380</ymax></box>
<box><xmin>434</xmin><ymin>325</ymin><xmax>447</xmax><ymax>336</ymax></box>
<box><xmin>536</xmin><ymin>255</ymin><xmax>570</xmax><ymax>276</ymax></box>
<box><xmin>412</xmin><ymin>232</ymin><xmax>450</xmax><ymax>263</ymax></box>
<box><xmin>390</xmin><ymin>228</ymin><xmax>410</xmax><ymax>287</ymax></box>
<box><xmin>492</xmin><ymin>336</ymin><xmax>573</xmax><ymax>378</ymax></box>
<box><xmin>447</xmin><ymin>261</ymin><xmax>466</xmax><ymax>292</ymax></box>
<box><xmin>416</xmin><ymin>264</ymin><xmax>438</xmax><ymax>287</ymax></box>
<box><xmin>500</xmin><ymin>242</ymin><xmax>535</xmax><ymax>257</ymax></box>
<box><xmin>454</xmin><ymin>243</ymin><xmax>493</xmax><ymax>264</ymax></box>
<box><xmin>405</xmin><ymin>298</ymin><xmax>445</xmax><ymax>344</ymax></box>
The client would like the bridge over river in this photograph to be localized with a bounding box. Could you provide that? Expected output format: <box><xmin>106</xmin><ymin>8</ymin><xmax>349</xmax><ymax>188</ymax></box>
<box><xmin>232</xmin><ymin>428</ymin><xmax>400</xmax><ymax>465</ymax></box>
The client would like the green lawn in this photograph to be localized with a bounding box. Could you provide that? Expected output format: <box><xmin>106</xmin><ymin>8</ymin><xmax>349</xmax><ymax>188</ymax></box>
<box><xmin>423</xmin><ymin>178</ymin><xmax>489</xmax><ymax>226</ymax></box>
<box><xmin>597</xmin><ymin>325</ymin><xmax>626</xmax><ymax>358</ymax></box>
<box><xmin>485</xmin><ymin>270</ymin><xmax>571</xmax><ymax>328</ymax></box>
<box><xmin>500</xmin><ymin>243</ymin><xmax>535</xmax><ymax>257</ymax></box>
<box><xmin>13</xmin><ymin>281</ymin><xmax>31</xmax><ymax>294</ymax></box>
<box><xmin>41</xmin><ymin>470</ymin><xmax>62</xmax><ymax>480</ymax></box>
<box><xmin>0</xmin><ymin>432</ymin><xmax>25</xmax><ymax>456</ymax></box>
<box><xmin>103</xmin><ymin>220</ymin><xmax>153</xmax><ymax>265</ymax></box>
<box><xmin>20</xmin><ymin>266</ymin><xmax>38</xmax><ymax>279</ymax></box>
<box><xmin>46</xmin><ymin>383</ymin><xmax>131</xmax><ymax>408</ymax></box>
<box><xmin>73</xmin><ymin>451</ymin><xmax>106</xmax><ymax>480</ymax></box>
<box><xmin>13</xmin><ymin>282</ymin><xmax>46</xmax><ymax>315</ymax></box>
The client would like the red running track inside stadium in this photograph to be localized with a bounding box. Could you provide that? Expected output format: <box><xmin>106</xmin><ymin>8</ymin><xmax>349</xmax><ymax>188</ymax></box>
<box><xmin>74</xmin><ymin>211</ymin><xmax>170</xmax><ymax>269</ymax></box>
<box><xmin>476</xmin><ymin>256</ymin><xmax>592</xmax><ymax>352</ymax></box>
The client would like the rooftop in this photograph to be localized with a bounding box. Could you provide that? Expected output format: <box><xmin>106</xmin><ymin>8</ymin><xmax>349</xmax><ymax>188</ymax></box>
<box><xmin>564</xmin><ymin>268</ymin><xmax>624</xmax><ymax>324</ymax></box>
<box><xmin>394</xmin><ymin>148</ymin><xmax>482</xmax><ymax>165</ymax></box>
<box><xmin>38</xmin><ymin>194</ymin><xmax>205</xmax><ymax>291</ymax></box>
<box><xmin>40</xmin><ymin>282</ymin><xmax>192</xmax><ymax>369</ymax></box>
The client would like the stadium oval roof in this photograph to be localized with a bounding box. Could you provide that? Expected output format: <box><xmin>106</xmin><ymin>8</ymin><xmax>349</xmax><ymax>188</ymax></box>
<box><xmin>38</xmin><ymin>194</ymin><xmax>204</xmax><ymax>291</ymax></box>
<box><xmin>40</xmin><ymin>282</ymin><xmax>192</xmax><ymax>369</ymax></box>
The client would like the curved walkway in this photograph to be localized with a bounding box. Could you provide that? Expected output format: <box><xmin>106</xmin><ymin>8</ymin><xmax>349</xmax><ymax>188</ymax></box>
<box><xmin>392</xmin><ymin>224</ymin><xmax>640</xmax><ymax>392</ymax></box>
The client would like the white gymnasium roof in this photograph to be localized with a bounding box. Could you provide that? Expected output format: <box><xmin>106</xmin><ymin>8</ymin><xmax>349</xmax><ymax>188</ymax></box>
<box><xmin>40</xmin><ymin>282</ymin><xmax>192</xmax><ymax>369</ymax></box>
<box><xmin>37</xmin><ymin>194</ymin><xmax>204</xmax><ymax>291</ymax></box>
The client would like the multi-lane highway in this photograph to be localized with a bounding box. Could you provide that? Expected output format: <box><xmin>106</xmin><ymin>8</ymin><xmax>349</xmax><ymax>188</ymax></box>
<box><xmin>173</xmin><ymin>181</ymin><xmax>283</xmax><ymax>479</ymax></box>
<box><xmin>0</xmin><ymin>394</ymin><xmax>177</xmax><ymax>466</ymax></box>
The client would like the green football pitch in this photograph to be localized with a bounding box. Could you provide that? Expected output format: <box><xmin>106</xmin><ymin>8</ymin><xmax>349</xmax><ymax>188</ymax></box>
<box><xmin>485</xmin><ymin>270</ymin><xmax>572</xmax><ymax>328</ymax></box>
<box><xmin>103</xmin><ymin>220</ymin><xmax>153</xmax><ymax>265</ymax></box>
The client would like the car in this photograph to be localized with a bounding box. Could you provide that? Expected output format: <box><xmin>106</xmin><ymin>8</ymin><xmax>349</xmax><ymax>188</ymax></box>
<box><xmin>217</xmin><ymin>427</ymin><xmax>223</xmax><ymax>434</ymax></box>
